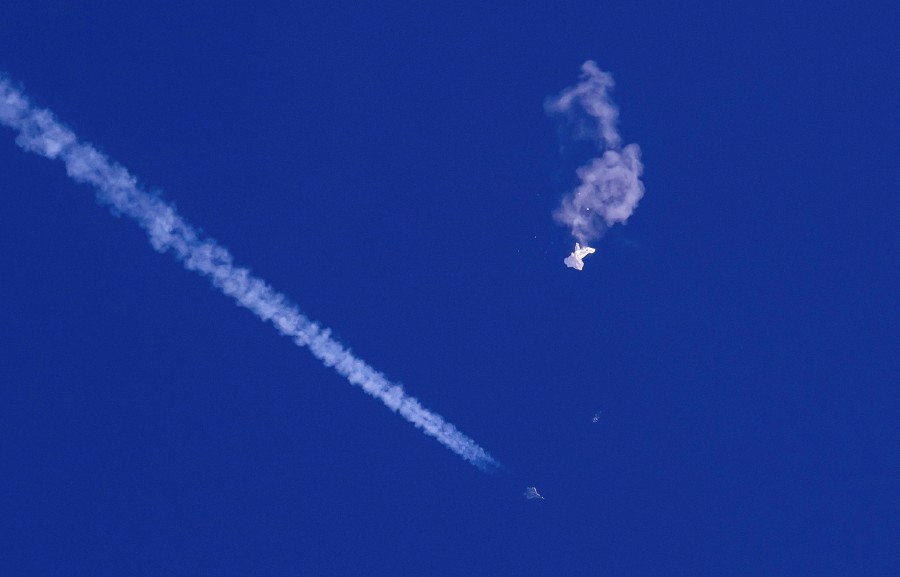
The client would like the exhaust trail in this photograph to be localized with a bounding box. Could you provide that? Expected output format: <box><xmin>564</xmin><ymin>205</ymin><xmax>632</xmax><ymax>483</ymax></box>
<box><xmin>0</xmin><ymin>75</ymin><xmax>497</xmax><ymax>471</ymax></box>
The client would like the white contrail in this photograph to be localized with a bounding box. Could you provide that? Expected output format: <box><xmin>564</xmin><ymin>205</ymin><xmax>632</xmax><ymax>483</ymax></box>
<box><xmin>547</xmin><ymin>61</ymin><xmax>644</xmax><ymax>248</ymax></box>
<box><xmin>0</xmin><ymin>75</ymin><xmax>497</xmax><ymax>471</ymax></box>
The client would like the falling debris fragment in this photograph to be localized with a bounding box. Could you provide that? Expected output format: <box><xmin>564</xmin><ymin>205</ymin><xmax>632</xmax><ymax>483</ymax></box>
<box><xmin>524</xmin><ymin>486</ymin><xmax>545</xmax><ymax>500</ymax></box>
<box><xmin>564</xmin><ymin>243</ymin><xmax>596</xmax><ymax>270</ymax></box>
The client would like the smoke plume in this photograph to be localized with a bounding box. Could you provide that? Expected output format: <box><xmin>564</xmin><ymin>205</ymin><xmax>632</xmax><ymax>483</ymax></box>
<box><xmin>547</xmin><ymin>61</ymin><xmax>644</xmax><ymax>246</ymax></box>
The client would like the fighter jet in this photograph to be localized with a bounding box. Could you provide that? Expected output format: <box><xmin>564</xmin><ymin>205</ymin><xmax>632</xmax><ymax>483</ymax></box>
<box><xmin>524</xmin><ymin>486</ymin><xmax>545</xmax><ymax>500</ymax></box>
<box><xmin>564</xmin><ymin>243</ymin><xmax>596</xmax><ymax>270</ymax></box>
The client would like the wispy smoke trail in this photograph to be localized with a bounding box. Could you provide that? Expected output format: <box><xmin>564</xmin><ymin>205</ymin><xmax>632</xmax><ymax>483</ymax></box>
<box><xmin>0</xmin><ymin>75</ymin><xmax>497</xmax><ymax>471</ymax></box>
<box><xmin>547</xmin><ymin>61</ymin><xmax>644</xmax><ymax>246</ymax></box>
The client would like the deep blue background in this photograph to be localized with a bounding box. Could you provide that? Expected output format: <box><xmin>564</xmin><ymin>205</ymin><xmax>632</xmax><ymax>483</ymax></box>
<box><xmin>2</xmin><ymin>1</ymin><xmax>898</xmax><ymax>575</ymax></box>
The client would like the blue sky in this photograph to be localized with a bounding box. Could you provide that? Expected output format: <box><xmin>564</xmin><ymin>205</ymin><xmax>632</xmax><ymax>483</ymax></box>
<box><xmin>1</xmin><ymin>1</ymin><xmax>898</xmax><ymax>575</ymax></box>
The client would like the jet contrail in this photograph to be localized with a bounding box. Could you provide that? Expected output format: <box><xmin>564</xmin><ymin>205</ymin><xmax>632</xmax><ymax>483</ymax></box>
<box><xmin>547</xmin><ymin>61</ymin><xmax>644</xmax><ymax>254</ymax></box>
<box><xmin>0</xmin><ymin>75</ymin><xmax>497</xmax><ymax>471</ymax></box>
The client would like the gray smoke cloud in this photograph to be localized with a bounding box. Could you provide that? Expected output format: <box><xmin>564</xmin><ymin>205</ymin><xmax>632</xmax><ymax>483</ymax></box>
<box><xmin>547</xmin><ymin>61</ymin><xmax>644</xmax><ymax>246</ymax></box>
<box><xmin>0</xmin><ymin>75</ymin><xmax>497</xmax><ymax>471</ymax></box>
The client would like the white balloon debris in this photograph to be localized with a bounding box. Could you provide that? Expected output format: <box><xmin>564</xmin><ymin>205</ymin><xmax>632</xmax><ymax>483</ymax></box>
<box><xmin>564</xmin><ymin>243</ymin><xmax>596</xmax><ymax>271</ymax></box>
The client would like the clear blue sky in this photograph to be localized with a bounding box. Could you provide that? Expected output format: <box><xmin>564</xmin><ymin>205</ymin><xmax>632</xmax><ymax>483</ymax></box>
<box><xmin>1</xmin><ymin>2</ymin><xmax>898</xmax><ymax>575</ymax></box>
